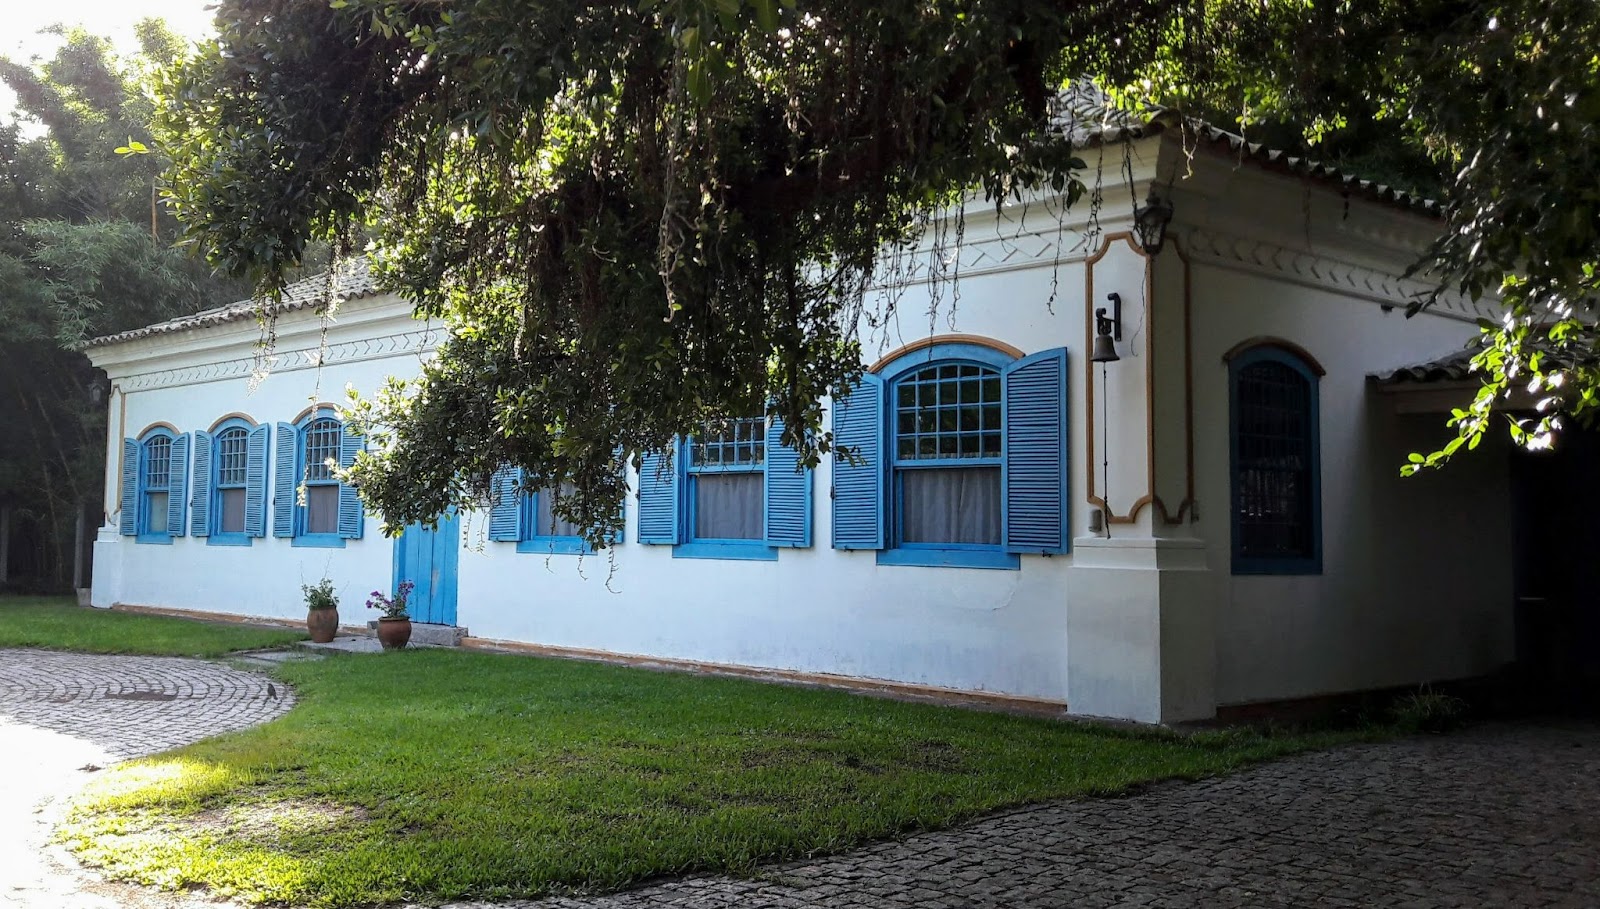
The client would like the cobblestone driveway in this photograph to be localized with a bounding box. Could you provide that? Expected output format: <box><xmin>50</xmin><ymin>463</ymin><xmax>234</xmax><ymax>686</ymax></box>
<box><xmin>441</xmin><ymin>723</ymin><xmax>1600</xmax><ymax>909</ymax></box>
<box><xmin>1</xmin><ymin>649</ymin><xmax>294</xmax><ymax>909</ymax></box>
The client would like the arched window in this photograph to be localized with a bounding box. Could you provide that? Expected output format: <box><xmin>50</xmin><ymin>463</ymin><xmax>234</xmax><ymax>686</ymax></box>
<box><xmin>215</xmin><ymin>425</ymin><xmax>251</xmax><ymax>532</ymax></box>
<box><xmin>891</xmin><ymin>360</ymin><xmax>1005</xmax><ymax>549</ymax></box>
<box><xmin>189</xmin><ymin>418</ymin><xmax>270</xmax><ymax>543</ymax></box>
<box><xmin>1229</xmin><ymin>345</ymin><xmax>1322</xmax><ymax>574</ymax></box>
<box><xmin>830</xmin><ymin>338</ymin><xmax>1070</xmax><ymax>568</ymax></box>
<box><xmin>301</xmin><ymin>416</ymin><xmax>343</xmax><ymax>535</ymax></box>
<box><xmin>120</xmin><ymin>426</ymin><xmax>188</xmax><ymax>543</ymax></box>
<box><xmin>140</xmin><ymin>432</ymin><xmax>174</xmax><ymax>538</ymax></box>
<box><xmin>273</xmin><ymin>409</ymin><xmax>365</xmax><ymax>546</ymax></box>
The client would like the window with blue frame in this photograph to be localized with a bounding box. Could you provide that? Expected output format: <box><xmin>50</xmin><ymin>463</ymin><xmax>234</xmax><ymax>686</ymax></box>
<box><xmin>488</xmin><ymin>468</ymin><xmax>619</xmax><ymax>554</ymax></box>
<box><xmin>274</xmin><ymin>410</ymin><xmax>365</xmax><ymax>546</ymax></box>
<box><xmin>141</xmin><ymin>434</ymin><xmax>173</xmax><ymax>537</ymax></box>
<box><xmin>687</xmin><ymin>418</ymin><xmax>766</xmax><ymax>544</ymax></box>
<box><xmin>893</xmin><ymin>363</ymin><xmax>1004</xmax><ymax>549</ymax></box>
<box><xmin>301</xmin><ymin>417</ymin><xmax>342</xmax><ymax>535</ymax></box>
<box><xmin>1229</xmin><ymin>345</ymin><xmax>1322</xmax><ymax>575</ymax></box>
<box><xmin>120</xmin><ymin>427</ymin><xmax>188</xmax><ymax>543</ymax></box>
<box><xmin>215</xmin><ymin>427</ymin><xmax>249</xmax><ymax>533</ymax></box>
<box><xmin>831</xmin><ymin>339</ymin><xmax>1069</xmax><ymax>569</ymax></box>
<box><xmin>635</xmin><ymin>415</ymin><xmax>812</xmax><ymax>557</ymax></box>
<box><xmin>189</xmin><ymin>420</ymin><xmax>271</xmax><ymax>543</ymax></box>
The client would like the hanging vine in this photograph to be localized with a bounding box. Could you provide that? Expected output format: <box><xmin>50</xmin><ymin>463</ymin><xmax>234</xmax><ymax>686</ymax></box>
<box><xmin>151</xmin><ymin>0</ymin><xmax>1598</xmax><ymax>542</ymax></box>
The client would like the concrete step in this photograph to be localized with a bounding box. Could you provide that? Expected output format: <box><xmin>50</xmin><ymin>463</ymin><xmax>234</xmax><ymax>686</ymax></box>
<box><xmin>366</xmin><ymin>621</ymin><xmax>467</xmax><ymax>647</ymax></box>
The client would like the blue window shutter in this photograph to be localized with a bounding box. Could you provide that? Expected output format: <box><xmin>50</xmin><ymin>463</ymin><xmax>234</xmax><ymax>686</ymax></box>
<box><xmin>190</xmin><ymin>430</ymin><xmax>212</xmax><ymax>537</ymax></box>
<box><xmin>831</xmin><ymin>372</ymin><xmax>885</xmax><ymax>550</ymax></box>
<box><xmin>167</xmin><ymin>433</ymin><xmax>190</xmax><ymax>537</ymax></box>
<box><xmin>488</xmin><ymin>467</ymin><xmax>523</xmax><ymax>541</ymax></box>
<box><xmin>119</xmin><ymin>438</ymin><xmax>138</xmax><ymax>536</ymax></box>
<box><xmin>764</xmin><ymin>413</ymin><xmax>812</xmax><ymax>548</ymax></box>
<box><xmin>245</xmin><ymin>424</ymin><xmax>270</xmax><ymax>537</ymax></box>
<box><xmin>337</xmin><ymin>422</ymin><xmax>365</xmax><ymax>539</ymax></box>
<box><xmin>273</xmin><ymin>422</ymin><xmax>297</xmax><ymax>538</ymax></box>
<box><xmin>635</xmin><ymin>447</ymin><xmax>680</xmax><ymax>544</ymax></box>
<box><xmin>1002</xmin><ymin>347</ymin><xmax>1069</xmax><ymax>554</ymax></box>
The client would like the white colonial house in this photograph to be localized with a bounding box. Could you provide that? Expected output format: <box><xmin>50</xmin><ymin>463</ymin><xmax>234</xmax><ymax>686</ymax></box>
<box><xmin>85</xmin><ymin>116</ymin><xmax>1522</xmax><ymax>724</ymax></box>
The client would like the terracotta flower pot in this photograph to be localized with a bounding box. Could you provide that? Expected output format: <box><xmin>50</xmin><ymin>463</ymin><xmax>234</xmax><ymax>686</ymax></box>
<box><xmin>376</xmin><ymin>616</ymin><xmax>412</xmax><ymax>651</ymax></box>
<box><xmin>306</xmin><ymin>608</ymin><xmax>339</xmax><ymax>643</ymax></box>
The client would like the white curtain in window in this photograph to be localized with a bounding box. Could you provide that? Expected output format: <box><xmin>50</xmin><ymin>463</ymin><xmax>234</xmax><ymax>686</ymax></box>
<box><xmin>306</xmin><ymin>485</ymin><xmax>339</xmax><ymax>534</ymax></box>
<box><xmin>694</xmin><ymin>473</ymin><xmax>763</xmax><ymax>540</ymax></box>
<box><xmin>147</xmin><ymin>491</ymin><xmax>169</xmax><ymax>533</ymax></box>
<box><xmin>536</xmin><ymin>483</ymin><xmax>585</xmax><ymax>538</ymax></box>
<box><xmin>220</xmin><ymin>488</ymin><xmax>247</xmax><ymax>534</ymax></box>
<box><xmin>901</xmin><ymin>466</ymin><xmax>1001</xmax><ymax>545</ymax></box>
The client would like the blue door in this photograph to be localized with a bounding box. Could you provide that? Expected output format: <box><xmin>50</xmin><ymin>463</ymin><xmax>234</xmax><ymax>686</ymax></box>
<box><xmin>393</xmin><ymin>512</ymin><xmax>459</xmax><ymax>625</ymax></box>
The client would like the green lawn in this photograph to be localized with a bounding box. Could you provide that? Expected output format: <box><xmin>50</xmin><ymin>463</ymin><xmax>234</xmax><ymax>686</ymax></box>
<box><xmin>59</xmin><ymin>648</ymin><xmax>1365</xmax><ymax>907</ymax></box>
<box><xmin>0</xmin><ymin>597</ymin><xmax>304</xmax><ymax>657</ymax></box>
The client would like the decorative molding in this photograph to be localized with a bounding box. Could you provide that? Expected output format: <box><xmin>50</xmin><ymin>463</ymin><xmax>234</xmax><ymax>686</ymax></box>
<box><xmin>1180</xmin><ymin>227</ymin><xmax>1496</xmax><ymax>323</ymax></box>
<box><xmin>1085</xmin><ymin>233</ymin><xmax>1161</xmax><ymax>525</ymax></box>
<box><xmin>864</xmin><ymin>213</ymin><xmax>1110</xmax><ymax>293</ymax></box>
<box><xmin>116</xmin><ymin>328</ymin><xmax>440</xmax><ymax>392</ymax></box>
<box><xmin>867</xmin><ymin>334</ymin><xmax>1026</xmax><ymax>374</ymax></box>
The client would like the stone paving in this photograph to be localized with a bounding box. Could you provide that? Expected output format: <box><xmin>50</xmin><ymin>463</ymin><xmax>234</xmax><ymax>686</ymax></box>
<box><xmin>0</xmin><ymin>649</ymin><xmax>295</xmax><ymax>909</ymax></box>
<box><xmin>0</xmin><ymin>649</ymin><xmax>294</xmax><ymax>759</ymax></box>
<box><xmin>429</xmin><ymin>722</ymin><xmax>1600</xmax><ymax>909</ymax></box>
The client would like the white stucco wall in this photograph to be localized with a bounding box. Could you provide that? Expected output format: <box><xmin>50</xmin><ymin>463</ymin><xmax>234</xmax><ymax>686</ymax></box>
<box><xmin>1186</xmin><ymin>264</ymin><xmax>1514</xmax><ymax>706</ymax></box>
<box><xmin>90</xmin><ymin>196</ymin><xmax>1130</xmax><ymax>704</ymax></box>
<box><xmin>1170</xmin><ymin>148</ymin><xmax>1517</xmax><ymax>707</ymax></box>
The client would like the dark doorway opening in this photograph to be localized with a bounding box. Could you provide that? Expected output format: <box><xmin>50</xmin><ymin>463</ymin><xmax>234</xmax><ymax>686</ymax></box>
<box><xmin>1511</xmin><ymin>428</ymin><xmax>1600</xmax><ymax>710</ymax></box>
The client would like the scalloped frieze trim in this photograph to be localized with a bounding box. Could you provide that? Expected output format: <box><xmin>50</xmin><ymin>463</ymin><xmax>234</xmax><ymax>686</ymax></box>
<box><xmin>1181</xmin><ymin>228</ymin><xmax>1498</xmax><ymax>323</ymax></box>
<box><xmin>118</xmin><ymin>328</ymin><xmax>440</xmax><ymax>392</ymax></box>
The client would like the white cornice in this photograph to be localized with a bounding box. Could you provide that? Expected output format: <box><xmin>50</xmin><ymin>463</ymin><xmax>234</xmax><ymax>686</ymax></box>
<box><xmin>89</xmin><ymin>294</ymin><xmax>424</xmax><ymax>374</ymax></box>
<box><xmin>113</xmin><ymin>327</ymin><xmax>441</xmax><ymax>392</ymax></box>
<box><xmin>1178</xmin><ymin>226</ymin><xmax>1496</xmax><ymax>323</ymax></box>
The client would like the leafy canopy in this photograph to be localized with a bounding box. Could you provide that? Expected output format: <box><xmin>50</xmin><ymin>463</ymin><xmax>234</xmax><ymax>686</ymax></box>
<box><xmin>154</xmin><ymin>0</ymin><xmax>1600</xmax><ymax>540</ymax></box>
<box><xmin>0</xmin><ymin>23</ymin><xmax>246</xmax><ymax>586</ymax></box>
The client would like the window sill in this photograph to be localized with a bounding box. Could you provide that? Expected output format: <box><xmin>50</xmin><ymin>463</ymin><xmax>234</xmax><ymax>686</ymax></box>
<box><xmin>517</xmin><ymin>538</ymin><xmax>592</xmax><ymax>556</ymax></box>
<box><xmin>134</xmin><ymin>534</ymin><xmax>173</xmax><ymax>545</ymax></box>
<box><xmin>206</xmin><ymin>534</ymin><xmax>254</xmax><ymax>548</ymax></box>
<box><xmin>292</xmin><ymin>534</ymin><xmax>347</xmax><ymax>549</ymax></box>
<box><xmin>876</xmin><ymin>548</ymin><xmax>1019</xmax><ymax>570</ymax></box>
<box><xmin>672</xmin><ymin>541</ymin><xmax>778</xmax><ymax>562</ymax></box>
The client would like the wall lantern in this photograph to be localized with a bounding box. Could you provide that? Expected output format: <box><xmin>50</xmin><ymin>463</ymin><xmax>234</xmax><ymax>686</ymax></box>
<box><xmin>1091</xmin><ymin>292</ymin><xmax>1123</xmax><ymax>363</ymax></box>
<box><xmin>1134</xmin><ymin>189</ymin><xmax>1175</xmax><ymax>257</ymax></box>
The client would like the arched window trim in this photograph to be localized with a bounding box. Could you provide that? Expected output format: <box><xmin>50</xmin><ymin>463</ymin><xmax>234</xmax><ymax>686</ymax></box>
<box><xmin>876</xmin><ymin>340</ymin><xmax>1020</xmax><ymax>570</ymax></box>
<box><xmin>1229</xmin><ymin>343</ymin><xmax>1323</xmax><ymax>576</ymax></box>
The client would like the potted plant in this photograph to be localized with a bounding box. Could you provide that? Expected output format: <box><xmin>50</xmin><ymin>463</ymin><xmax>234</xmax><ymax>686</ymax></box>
<box><xmin>367</xmin><ymin>580</ymin><xmax>414</xmax><ymax>651</ymax></box>
<box><xmin>302</xmin><ymin>578</ymin><xmax>340</xmax><ymax>643</ymax></box>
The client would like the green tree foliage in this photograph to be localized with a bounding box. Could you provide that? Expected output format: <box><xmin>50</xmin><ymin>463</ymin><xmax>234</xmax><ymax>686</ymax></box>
<box><xmin>1147</xmin><ymin>0</ymin><xmax>1600</xmax><ymax>470</ymax></box>
<box><xmin>152</xmin><ymin>0</ymin><xmax>1600</xmax><ymax>540</ymax></box>
<box><xmin>0</xmin><ymin>24</ymin><xmax>244</xmax><ymax>588</ymax></box>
